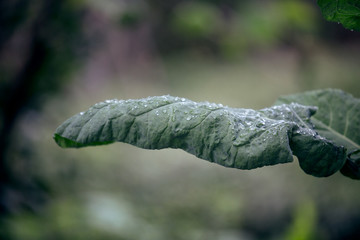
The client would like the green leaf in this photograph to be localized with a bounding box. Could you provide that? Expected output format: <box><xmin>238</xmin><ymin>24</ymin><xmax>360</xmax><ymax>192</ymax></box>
<box><xmin>317</xmin><ymin>0</ymin><xmax>360</xmax><ymax>31</ymax></box>
<box><xmin>54</xmin><ymin>95</ymin><xmax>346</xmax><ymax>177</ymax></box>
<box><xmin>276</xmin><ymin>89</ymin><xmax>360</xmax><ymax>179</ymax></box>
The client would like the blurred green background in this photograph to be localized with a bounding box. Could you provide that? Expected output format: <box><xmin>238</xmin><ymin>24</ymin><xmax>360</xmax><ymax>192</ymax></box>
<box><xmin>1</xmin><ymin>0</ymin><xmax>360</xmax><ymax>239</ymax></box>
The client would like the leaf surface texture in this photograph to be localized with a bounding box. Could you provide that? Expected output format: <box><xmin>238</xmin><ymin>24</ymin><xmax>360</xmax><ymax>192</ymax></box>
<box><xmin>317</xmin><ymin>0</ymin><xmax>360</xmax><ymax>31</ymax></box>
<box><xmin>277</xmin><ymin>89</ymin><xmax>360</xmax><ymax>179</ymax></box>
<box><xmin>54</xmin><ymin>95</ymin><xmax>346</xmax><ymax>177</ymax></box>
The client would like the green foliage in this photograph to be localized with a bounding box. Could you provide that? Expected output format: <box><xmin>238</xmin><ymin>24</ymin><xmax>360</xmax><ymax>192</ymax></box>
<box><xmin>54</xmin><ymin>89</ymin><xmax>360</xmax><ymax>179</ymax></box>
<box><xmin>240</xmin><ymin>1</ymin><xmax>316</xmax><ymax>46</ymax></box>
<box><xmin>317</xmin><ymin>0</ymin><xmax>360</xmax><ymax>31</ymax></box>
<box><xmin>285</xmin><ymin>200</ymin><xmax>317</xmax><ymax>240</ymax></box>
<box><xmin>166</xmin><ymin>0</ymin><xmax>318</xmax><ymax>56</ymax></box>
<box><xmin>171</xmin><ymin>2</ymin><xmax>221</xmax><ymax>39</ymax></box>
<box><xmin>277</xmin><ymin>89</ymin><xmax>360</xmax><ymax>179</ymax></box>
<box><xmin>277</xmin><ymin>89</ymin><xmax>360</xmax><ymax>153</ymax></box>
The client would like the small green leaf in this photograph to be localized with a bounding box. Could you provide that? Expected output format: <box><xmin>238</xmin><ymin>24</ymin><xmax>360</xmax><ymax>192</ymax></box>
<box><xmin>54</xmin><ymin>95</ymin><xmax>346</xmax><ymax>177</ymax></box>
<box><xmin>317</xmin><ymin>0</ymin><xmax>360</xmax><ymax>31</ymax></box>
<box><xmin>276</xmin><ymin>89</ymin><xmax>360</xmax><ymax>179</ymax></box>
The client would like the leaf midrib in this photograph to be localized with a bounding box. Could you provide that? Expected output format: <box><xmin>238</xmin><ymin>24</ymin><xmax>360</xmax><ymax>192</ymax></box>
<box><xmin>312</xmin><ymin>118</ymin><xmax>360</xmax><ymax>149</ymax></box>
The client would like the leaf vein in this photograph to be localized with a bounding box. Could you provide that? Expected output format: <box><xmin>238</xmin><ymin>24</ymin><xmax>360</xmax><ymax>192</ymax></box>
<box><xmin>314</xmin><ymin>118</ymin><xmax>360</xmax><ymax>149</ymax></box>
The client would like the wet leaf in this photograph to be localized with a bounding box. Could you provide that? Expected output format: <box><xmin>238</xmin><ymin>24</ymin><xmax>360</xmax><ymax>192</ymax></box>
<box><xmin>54</xmin><ymin>95</ymin><xmax>346</xmax><ymax>177</ymax></box>
<box><xmin>276</xmin><ymin>89</ymin><xmax>360</xmax><ymax>179</ymax></box>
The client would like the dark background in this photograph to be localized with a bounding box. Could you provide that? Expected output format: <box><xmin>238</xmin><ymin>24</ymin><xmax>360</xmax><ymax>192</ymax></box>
<box><xmin>1</xmin><ymin>0</ymin><xmax>360</xmax><ymax>239</ymax></box>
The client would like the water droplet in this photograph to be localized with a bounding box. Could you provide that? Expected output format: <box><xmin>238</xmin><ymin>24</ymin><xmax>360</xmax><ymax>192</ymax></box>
<box><xmin>186</xmin><ymin>116</ymin><xmax>191</xmax><ymax>120</ymax></box>
<box><xmin>80</xmin><ymin>112</ymin><xmax>84</xmax><ymax>115</ymax></box>
<box><xmin>144</xmin><ymin>104</ymin><xmax>148</xmax><ymax>107</ymax></box>
<box><xmin>181</xmin><ymin>98</ymin><xmax>186</xmax><ymax>102</ymax></box>
<box><xmin>162</xmin><ymin>110</ymin><xmax>167</xmax><ymax>113</ymax></box>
